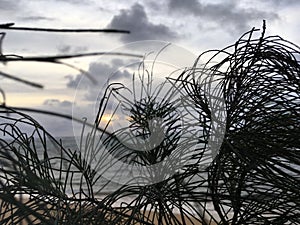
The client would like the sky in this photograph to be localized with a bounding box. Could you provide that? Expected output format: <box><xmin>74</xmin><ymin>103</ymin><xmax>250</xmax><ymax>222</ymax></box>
<box><xmin>0</xmin><ymin>0</ymin><xmax>299</xmax><ymax>136</ymax></box>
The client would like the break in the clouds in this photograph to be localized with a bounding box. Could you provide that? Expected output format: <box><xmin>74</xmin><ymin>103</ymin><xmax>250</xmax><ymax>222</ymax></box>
<box><xmin>168</xmin><ymin>0</ymin><xmax>279</xmax><ymax>33</ymax></box>
<box><xmin>107</xmin><ymin>3</ymin><xmax>177</xmax><ymax>42</ymax></box>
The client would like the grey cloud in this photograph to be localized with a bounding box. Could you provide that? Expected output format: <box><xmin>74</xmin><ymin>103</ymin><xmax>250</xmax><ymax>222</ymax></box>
<box><xmin>66</xmin><ymin>59</ymin><xmax>132</xmax><ymax>100</ymax></box>
<box><xmin>264</xmin><ymin>0</ymin><xmax>300</xmax><ymax>6</ymax></box>
<box><xmin>65</xmin><ymin>75</ymin><xmax>82</xmax><ymax>89</ymax></box>
<box><xmin>18</xmin><ymin>16</ymin><xmax>55</xmax><ymax>21</ymax></box>
<box><xmin>34</xmin><ymin>114</ymin><xmax>74</xmax><ymax>137</ymax></box>
<box><xmin>59</xmin><ymin>0</ymin><xmax>90</xmax><ymax>3</ymax></box>
<box><xmin>107</xmin><ymin>3</ymin><xmax>177</xmax><ymax>42</ymax></box>
<box><xmin>168</xmin><ymin>0</ymin><xmax>279</xmax><ymax>33</ymax></box>
<box><xmin>43</xmin><ymin>99</ymin><xmax>73</xmax><ymax>107</ymax></box>
<box><xmin>38</xmin><ymin>0</ymin><xmax>90</xmax><ymax>4</ymax></box>
<box><xmin>60</xmin><ymin>100</ymin><xmax>73</xmax><ymax>107</ymax></box>
<box><xmin>146</xmin><ymin>2</ymin><xmax>164</xmax><ymax>11</ymax></box>
<box><xmin>168</xmin><ymin>0</ymin><xmax>199</xmax><ymax>14</ymax></box>
<box><xmin>66</xmin><ymin>59</ymin><xmax>129</xmax><ymax>88</ymax></box>
<box><xmin>57</xmin><ymin>45</ymin><xmax>88</xmax><ymax>54</ymax></box>
<box><xmin>0</xmin><ymin>0</ymin><xmax>19</xmax><ymax>11</ymax></box>
<box><xmin>58</xmin><ymin>45</ymin><xmax>71</xmax><ymax>54</ymax></box>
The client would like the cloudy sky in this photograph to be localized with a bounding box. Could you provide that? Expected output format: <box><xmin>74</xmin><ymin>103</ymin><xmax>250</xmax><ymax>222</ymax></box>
<box><xmin>0</xmin><ymin>0</ymin><xmax>299</xmax><ymax>136</ymax></box>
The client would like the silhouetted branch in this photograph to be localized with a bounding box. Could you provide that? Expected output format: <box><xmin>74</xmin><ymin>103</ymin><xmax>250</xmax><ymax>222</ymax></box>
<box><xmin>0</xmin><ymin>52</ymin><xmax>144</xmax><ymax>63</ymax></box>
<box><xmin>0</xmin><ymin>71</ymin><xmax>43</xmax><ymax>88</ymax></box>
<box><xmin>0</xmin><ymin>105</ymin><xmax>111</xmax><ymax>135</ymax></box>
<box><xmin>0</xmin><ymin>23</ymin><xmax>130</xmax><ymax>34</ymax></box>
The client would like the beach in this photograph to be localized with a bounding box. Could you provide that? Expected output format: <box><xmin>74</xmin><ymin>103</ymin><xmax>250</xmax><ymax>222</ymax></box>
<box><xmin>0</xmin><ymin>196</ymin><xmax>219</xmax><ymax>225</ymax></box>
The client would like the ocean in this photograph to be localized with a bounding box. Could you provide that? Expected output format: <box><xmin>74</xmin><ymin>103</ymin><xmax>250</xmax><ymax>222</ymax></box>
<box><xmin>1</xmin><ymin>133</ymin><xmax>213</xmax><ymax>195</ymax></box>
<box><xmin>55</xmin><ymin>135</ymin><xmax>213</xmax><ymax>196</ymax></box>
<box><xmin>4</xmin><ymin>135</ymin><xmax>218</xmax><ymax>218</ymax></box>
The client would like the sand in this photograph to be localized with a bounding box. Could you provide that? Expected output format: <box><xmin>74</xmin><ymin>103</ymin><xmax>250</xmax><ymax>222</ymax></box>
<box><xmin>0</xmin><ymin>197</ymin><xmax>218</xmax><ymax>225</ymax></box>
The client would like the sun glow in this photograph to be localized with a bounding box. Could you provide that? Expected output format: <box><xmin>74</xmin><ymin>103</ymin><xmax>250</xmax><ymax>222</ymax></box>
<box><xmin>101</xmin><ymin>114</ymin><xmax>118</xmax><ymax>123</ymax></box>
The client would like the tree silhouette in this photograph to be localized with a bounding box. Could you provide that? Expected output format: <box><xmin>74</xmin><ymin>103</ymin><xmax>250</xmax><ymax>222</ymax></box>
<box><xmin>0</xmin><ymin>22</ymin><xmax>299</xmax><ymax>224</ymax></box>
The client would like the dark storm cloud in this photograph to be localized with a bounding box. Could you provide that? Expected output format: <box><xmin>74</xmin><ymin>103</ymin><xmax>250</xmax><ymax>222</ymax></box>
<box><xmin>168</xmin><ymin>0</ymin><xmax>279</xmax><ymax>33</ymax></box>
<box><xmin>107</xmin><ymin>3</ymin><xmax>177</xmax><ymax>42</ymax></box>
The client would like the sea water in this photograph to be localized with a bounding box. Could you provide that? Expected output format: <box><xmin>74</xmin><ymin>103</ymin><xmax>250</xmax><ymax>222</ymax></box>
<box><xmin>56</xmin><ymin>136</ymin><xmax>212</xmax><ymax>196</ymax></box>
